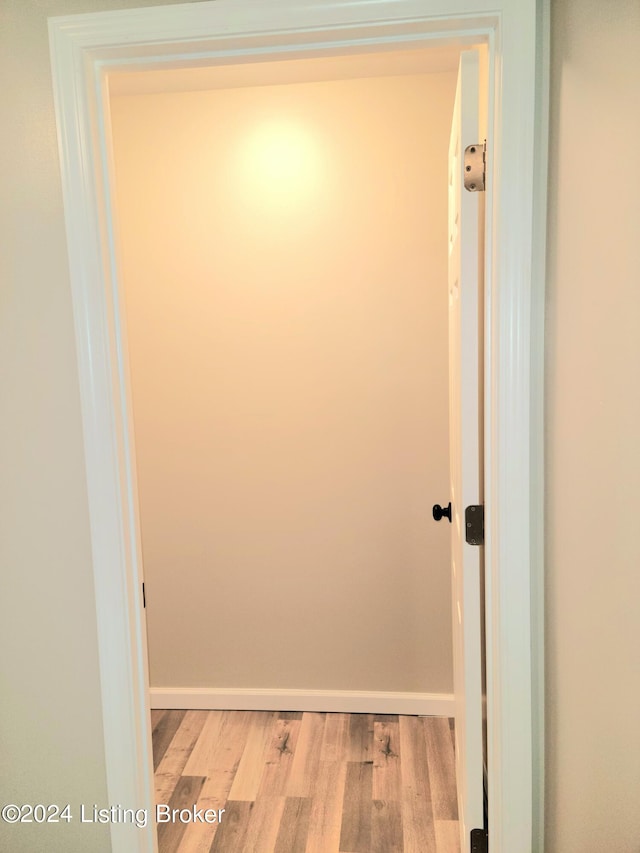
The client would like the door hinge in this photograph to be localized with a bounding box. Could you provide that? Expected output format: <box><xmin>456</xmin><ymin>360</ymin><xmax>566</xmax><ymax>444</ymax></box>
<box><xmin>464</xmin><ymin>141</ymin><xmax>486</xmax><ymax>192</ymax></box>
<box><xmin>471</xmin><ymin>827</ymin><xmax>488</xmax><ymax>853</ymax></box>
<box><xmin>465</xmin><ymin>505</ymin><xmax>484</xmax><ymax>545</ymax></box>
<box><xmin>142</xmin><ymin>582</ymin><xmax>146</xmax><ymax>609</ymax></box>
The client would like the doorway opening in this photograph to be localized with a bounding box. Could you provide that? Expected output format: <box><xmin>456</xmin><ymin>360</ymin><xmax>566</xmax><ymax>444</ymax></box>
<box><xmin>49</xmin><ymin>2</ymin><xmax>547</xmax><ymax>850</ymax></box>
<box><xmin>108</xmin><ymin>46</ymin><xmax>477</xmax><ymax>852</ymax></box>
<box><xmin>107</xmin><ymin>48</ymin><xmax>460</xmax><ymax>711</ymax></box>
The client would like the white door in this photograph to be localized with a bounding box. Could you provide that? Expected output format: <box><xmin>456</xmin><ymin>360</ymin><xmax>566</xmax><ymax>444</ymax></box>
<box><xmin>447</xmin><ymin>49</ymin><xmax>485</xmax><ymax>849</ymax></box>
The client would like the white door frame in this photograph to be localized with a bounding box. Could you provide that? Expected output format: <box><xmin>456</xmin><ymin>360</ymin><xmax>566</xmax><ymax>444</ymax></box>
<box><xmin>48</xmin><ymin>2</ymin><xmax>549</xmax><ymax>851</ymax></box>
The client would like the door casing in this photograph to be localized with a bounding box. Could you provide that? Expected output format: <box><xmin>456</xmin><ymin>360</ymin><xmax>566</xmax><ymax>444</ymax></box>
<box><xmin>48</xmin><ymin>2</ymin><xmax>549</xmax><ymax>851</ymax></box>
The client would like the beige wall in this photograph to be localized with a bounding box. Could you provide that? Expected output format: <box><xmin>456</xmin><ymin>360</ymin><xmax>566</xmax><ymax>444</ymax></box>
<box><xmin>545</xmin><ymin>0</ymin><xmax>640</xmax><ymax>850</ymax></box>
<box><xmin>110</xmin><ymin>71</ymin><xmax>456</xmax><ymax>693</ymax></box>
<box><xmin>3</xmin><ymin>0</ymin><xmax>639</xmax><ymax>850</ymax></box>
<box><xmin>0</xmin><ymin>2</ymin><xmax>188</xmax><ymax>851</ymax></box>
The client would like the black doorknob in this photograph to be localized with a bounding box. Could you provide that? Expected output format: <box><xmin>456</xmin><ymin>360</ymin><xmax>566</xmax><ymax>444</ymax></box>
<box><xmin>432</xmin><ymin>502</ymin><xmax>452</xmax><ymax>523</ymax></box>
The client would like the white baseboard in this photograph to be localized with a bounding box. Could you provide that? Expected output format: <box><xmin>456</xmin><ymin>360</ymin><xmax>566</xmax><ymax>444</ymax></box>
<box><xmin>149</xmin><ymin>687</ymin><xmax>454</xmax><ymax>716</ymax></box>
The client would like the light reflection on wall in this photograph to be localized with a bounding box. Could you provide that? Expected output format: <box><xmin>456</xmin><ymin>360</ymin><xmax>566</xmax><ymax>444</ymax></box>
<box><xmin>235</xmin><ymin>118</ymin><xmax>325</xmax><ymax>212</ymax></box>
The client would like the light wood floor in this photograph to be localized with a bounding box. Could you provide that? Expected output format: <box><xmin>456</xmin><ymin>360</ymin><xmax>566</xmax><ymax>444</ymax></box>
<box><xmin>151</xmin><ymin>709</ymin><xmax>460</xmax><ymax>853</ymax></box>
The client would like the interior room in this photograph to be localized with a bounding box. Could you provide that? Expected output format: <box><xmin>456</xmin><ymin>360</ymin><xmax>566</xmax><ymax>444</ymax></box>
<box><xmin>108</xmin><ymin>48</ymin><xmax>463</xmax><ymax>851</ymax></box>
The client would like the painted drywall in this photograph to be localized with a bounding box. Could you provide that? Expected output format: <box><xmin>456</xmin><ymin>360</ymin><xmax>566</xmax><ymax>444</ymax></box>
<box><xmin>0</xmin><ymin>2</ymin><xmax>190</xmax><ymax>851</ymax></box>
<box><xmin>108</xmin><ymin>45</ymin><xmax>462</xmax><ymax>95</ymax></box>
<box><xmin>110</xmin><ymin>71</ymin><xmax>457</xmax><ymax>693</ymax></box>
<box><xmin>545</xmin><ymin>0</ymin><xmax>640</xmax><ymax>850</ymax></box>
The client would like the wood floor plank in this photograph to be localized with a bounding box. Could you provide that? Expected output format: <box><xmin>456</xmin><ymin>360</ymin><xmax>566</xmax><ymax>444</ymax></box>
<box><xmin>152</xmin><ymin>709</ymin><xmax>168</xmax><ymax>729</ymax></box>
<box><xmin>279</xmin><ymin>711</ymin><xmax>303</xmax><ymax>720</ymax></box>
<box><xmin>174</xmin><ymin>795</ymin><xmax>226</xmax><ymax>853</ymax></box>
<box><xmin>372</xmin><ymin>720</ymin><xmax>401</xmax><ymax>802</ymax></box>
<box><xmin>435</xmin><ymin>819</ymin><xmax>461</xmax><ymax>852</ymax></box>
<box><xmin>153</xmin><ymin>710</ymin><xmax>186</xmax><ymax>771</ymax></box>
<box><xmin>256</xmin><ymin>718</ymin><xmax>301</xmax><ymax>798</ymax></box>
<box><xmin>155</xmin><ymin>710</ymin><xmax>209</xmax><ymax>805</ymax></box>
<box><xmin>174</xmin><ymin>803</ymin><xmax>225</xmax><ymax>853</ymax></box>
<box><xmin>338</xmin><ymin>762</ymin><xmax>373</xmax><ymax>852</ymax></box>
<box><xmin>320</xmin><ymin>713</ymin><xmax>349</xmax><ymax>762</ymax></box>
<box><xmin>273</xmin><ymin>797</ymin><xmax>312</xmax><ymax>853</ymax></box>
<box><xmin>208</xmin><ymin>801</ymin><xmax>253</xmax><ymax>853</ymax></box>
<box><xmin>175</xmin><ymin>820</ymin><xmax>221</xmax><ymax>853</ymax></box>
<box><xmin>346</xmin><ymin>714</ymin><xmax>374</xmax><ymax>762</ymax></box>
<box><xmin>423</xmin><ymin>716</ymin><xmax>459</xmax><ymax>821</ymax></box>
<box><xmin>304</xmin><ymin>761</ymin><xmax>348</xmax><ymax>853</ymax></box>
<box><xmin>228</xmin><ymin>711</ymin><xmax>279</xmax><ymax>801</ymax></box>
<box><xmin>175</xmin><ymin>712</ymin><xmax>254</xmax><ymax>853</ymax></box>
<box><xmin>371</xmin><ymin>799</ymin><xmax>403</xmax><ymax>853</ymax></box>
<box><xmin>192</xmin><ymin>713</ymin><xmax>254</xmax><ymax>803</ymax></box>
<box><xmin>398</xmin><ymin>715</ymin><xmax>437</xmax><ymax>853</ymax></box>
<box><xmin>156</xmin><ymin>775</ymin><xmax>206</xmax><ymax>853</ymax></box>
<box><xmin>182</xmin><ymin>711</ymin><xmax>226</xmax><ymax>777</ymax></box>
<box><xmin>286</xmin><ymin>712</ymin><xmax>325</xmax><ymax>797</ymax></box>
<box><xmin>241</xmin><ymin>796</ymin><xmax>287</xmax><ymax>853</ymax></box>
<box><xmin>152</xmin><ymin>710</ymin><xmax>459</xmax><ymax>853</ymax></box>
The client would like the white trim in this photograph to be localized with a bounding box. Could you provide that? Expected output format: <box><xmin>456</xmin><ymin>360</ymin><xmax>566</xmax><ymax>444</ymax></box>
<box><xmin>530</xmin><ymin>7</ymin><xmax>550</xmax><ymax>852</ymax></box>
<box><xmin>48</xmin><ymin>2</ymin><xmax>548</xmax><ymax>852</ymax></box>
<box><xmin>150</xmin><ymin>688</ymin><xmax>454</xmax><ymax>717</ymax></box>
